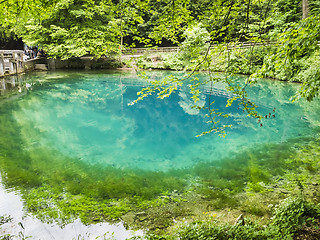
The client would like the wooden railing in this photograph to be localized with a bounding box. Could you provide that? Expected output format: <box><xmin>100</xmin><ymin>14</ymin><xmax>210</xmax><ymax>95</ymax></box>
<box><xmin>123</xmin><ymin>41</ymin><xmax>320</xmax><ymax>56</ymax></box>
<box><xmin>123</xmin><ymin>46</ymin><xmax>180</xmax><ymax>55</ymax></box>
<box><xmin>122</xmin><ymin>42</ymin><xmax>278</xmax><ymax>56</ymax></box>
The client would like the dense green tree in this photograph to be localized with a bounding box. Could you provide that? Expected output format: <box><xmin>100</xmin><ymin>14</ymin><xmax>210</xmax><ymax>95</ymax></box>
<box><xmin>16</xmin><ymin>0</ymin><xmax>149</xmax><ymax>59</ymax></box>
<box><xmin>179</xmin><ymin>23</ymin><xmax>210</xmax><ymax>61</ymax></box>
<box><xmin>259</xmin><ymin>15</ymin><xmax>320</xmax><ymax>101</ymax></box>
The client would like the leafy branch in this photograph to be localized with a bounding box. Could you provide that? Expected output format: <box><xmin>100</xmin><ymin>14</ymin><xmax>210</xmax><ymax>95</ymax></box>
<box><xmin>130</xmin><ymin>0</ymin><xmax>276</xmax><ymax>136</ymax></box>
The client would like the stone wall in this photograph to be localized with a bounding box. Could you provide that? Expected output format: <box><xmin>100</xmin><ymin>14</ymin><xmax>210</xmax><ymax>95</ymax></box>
<box><xmin>46</xmin><ymin>57</ymin><xmax>121</xmax><ymax>70</ymax></box>
<box><xmin>23</xmin><ymin>57</ymin><xmax>120</xmax><ymax>72</ymax></box>
<box><xmin>24</xmin><ymin>57</ymin><xmax>48</xmax><ymax>71</ymax></box>
<box><xmin>0</xmin><ymin>50</ymin><xmax>24</xmax><ymax>77</ymax></box>
<box><xmin>0</xmin><ymin>52</ymin><xmax>121</xmax><ymax>78</ymax></box>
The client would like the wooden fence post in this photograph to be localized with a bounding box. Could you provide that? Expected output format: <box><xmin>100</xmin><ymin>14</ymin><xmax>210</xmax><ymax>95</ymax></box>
<box><xmin>0</xmin><ymin>52</ymin><xmax>4</xmax><ymax>77</ymax></box>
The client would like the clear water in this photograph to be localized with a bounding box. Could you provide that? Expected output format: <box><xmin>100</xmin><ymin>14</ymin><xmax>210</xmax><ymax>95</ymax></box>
<box><xmin>1</xmin><ymin>70</ymin><xmax>320</xmax><ymax>237</ymax></box>
<box><xmin>1</xmin><ymin>70</ymin><xmax>319</xmax><ymax>171</ymax></box>
<box><xmin>0</xmin><ymin>178</ymin><xmax>143</xmax><ymax>239</ymax></box>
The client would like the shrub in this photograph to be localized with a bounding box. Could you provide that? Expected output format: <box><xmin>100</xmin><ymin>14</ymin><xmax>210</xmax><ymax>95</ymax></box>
<box><xmin>271</xmin><ymin>196</ymin><xmax>320</xmax><ymax>237</ymax></box>
<box><xmin>140</xmin><ymin>196</ymin><xmax>320</xmax><ymax>240</ymax></box>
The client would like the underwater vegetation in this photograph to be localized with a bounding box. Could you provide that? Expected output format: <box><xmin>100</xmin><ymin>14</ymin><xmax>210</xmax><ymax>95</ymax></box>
<box><xmin>1</xmin><ymin>110</ymin><xmax>320</xmax><ymax>228</ymax></box>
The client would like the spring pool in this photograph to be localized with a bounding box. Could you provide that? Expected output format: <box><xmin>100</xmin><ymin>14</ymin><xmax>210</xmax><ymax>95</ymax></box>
<box><xmin>1</xmin><ymin>70</ymin><xmax>318</xmax><ymax>171</ymax></box>
<box><xmin>0</xmin><ymin>70</ymin><xmax>320</xmax><ymax>237</ymax></box>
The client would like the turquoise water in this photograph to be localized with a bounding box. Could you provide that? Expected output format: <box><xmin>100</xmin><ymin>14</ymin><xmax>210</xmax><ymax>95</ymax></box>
<box><xmin>1</xmin><ymin>70</ymin><xmax>319</xmax><ymax>172</ymax></box>
<box><xmin>1</xmin><ymin>70</ymin><xmax>320</xmax><ymax>232</ymax></box>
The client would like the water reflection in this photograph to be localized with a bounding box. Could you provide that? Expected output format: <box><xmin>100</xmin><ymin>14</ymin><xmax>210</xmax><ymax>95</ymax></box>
<box><xmin>0</xmin><ymin>74</ymin><xmax>37</xmax><ymax>102</ymax></box>
<box><xmin>0</xmin><ymin>175</ymin><xmax>143</xmax><ymax>239</ymax></box>
<box><xmin>0</xmin><ymin>76</ymin><xmax>23</xmax><ymax>96</ymax></box>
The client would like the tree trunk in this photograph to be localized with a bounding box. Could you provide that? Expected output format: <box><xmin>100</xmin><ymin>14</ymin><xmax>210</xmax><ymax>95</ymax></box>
<box><xmin>302</xmin><ymin>0</ymin><xmax>309</xmax><ymax>19</ymax></box>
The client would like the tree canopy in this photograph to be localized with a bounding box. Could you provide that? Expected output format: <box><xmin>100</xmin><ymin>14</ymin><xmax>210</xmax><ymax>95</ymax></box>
<box><xmin>3</xmin><ymin>0</ymin><xmax>318</xmax><ymax>56</ymax></box>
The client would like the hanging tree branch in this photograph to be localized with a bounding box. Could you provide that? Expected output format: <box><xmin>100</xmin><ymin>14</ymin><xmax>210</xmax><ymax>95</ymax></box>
<box><xmin>130</xmin><ymin>0</ymin><xmax>278</xmax><ymax>136</ymax></box>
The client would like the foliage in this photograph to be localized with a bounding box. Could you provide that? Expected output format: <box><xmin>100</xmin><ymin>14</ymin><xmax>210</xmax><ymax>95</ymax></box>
<box><xmin>17</xmin><ymin>0</ymin><xmax>119</xmax><ymax>59</ymax></box>
<box><xmin>219</xmin><ymin>46</ymin><xmax>273</xmax><ymax>75</ymax></box>
<box><xmin>175</xmin><ymin>220</ymin><xmax>281</xmax><ymax>240</ymax></box>
<box><xmin>0</xmin><ymin>26</ymin><xmax>17</xmax><ymax>49</ymax></box>
<box><xmin>8</xmin><ymin>0</ymin><xmax>149</xmax><ymax>59</ymax></box>
<box><xmin>0</xmin><ymin>0</ymin><xmax>56</xmax><ymax>27</ymax></box>
<box><xmin>258</xmin><ymin>15</ymin><xmax>320</xmax><ymax>101</ymax></box>
<box><xmin>0</xmin><ymin>215</ymin><xmax>12</xmax><ymax>226</ymax></box>
<box><xmin>179</xmin><ymin>23</ymin><xmax>210</xmax><ymax>62</ymax></box>
<box><xmin>147</xmin><ymin>0</ymin><xmax>193</xmax><ymax>45</ymax></box>
<box><xmin>267</xmin><ymin>0</ymin><xmax>303</xmax><ymax>36</ymax></box>
<box><xmin>271</xmin><ymin>196</ymin><xmax>320</xmax><ymax>237</ymax></box>
<box><xmin>0</xmin><ymin>215</ymin><xmax>13</xmax><ymax>240</ymax></box>
<box><xmin>0</xmin><ymin>0</ymin><xmax>58</xmax><ymax>48</ymax></box>
<box><xmin>139</xmin><ymin>196</ymin><xmax>320</xmax><ymax>240</ymax></box>
<box><xmin>162</xmin><ymin>53</ymin><xmax>185</xmax><ymax>70</ymax></box>
<box><xmin>293</xmin><ymin>50</ymin><xmax>320</xmax><ymax>101</ymax></box>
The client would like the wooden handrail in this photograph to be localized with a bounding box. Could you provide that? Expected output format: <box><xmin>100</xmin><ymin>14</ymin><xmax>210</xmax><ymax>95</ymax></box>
<box><xmin>122</xmin><ymin>42</ymin><xmax>280</xmax><ymax>55</ymax></box>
